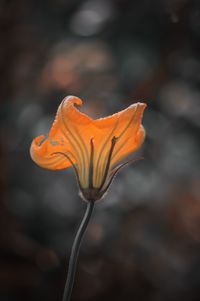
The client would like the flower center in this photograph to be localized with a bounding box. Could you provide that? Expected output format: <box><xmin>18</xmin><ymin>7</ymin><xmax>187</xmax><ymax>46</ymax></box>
<box><xmin>51</xmin><ymin>136</ymin><xmax>118</xmax><ymax>201</ymax></box>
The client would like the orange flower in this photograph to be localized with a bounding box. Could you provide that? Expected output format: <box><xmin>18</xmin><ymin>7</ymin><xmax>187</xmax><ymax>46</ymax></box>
<box><xmin>30</xmin><ymin>96</ymin><xmax>146</xmax><ymax>201</ymax></box>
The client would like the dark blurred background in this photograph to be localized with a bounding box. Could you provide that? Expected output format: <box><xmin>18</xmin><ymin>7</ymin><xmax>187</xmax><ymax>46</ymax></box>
<box><xmin>0</xmin><ymin>0</ymin><xmax>200</xmax><ymax>300</ymax></box>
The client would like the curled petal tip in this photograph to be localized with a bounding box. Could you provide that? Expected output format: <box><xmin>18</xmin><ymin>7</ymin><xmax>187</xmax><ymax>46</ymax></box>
<box><xmin>30</xmin><ymin>135</ymin><xmax>47</xmax><ymax>166</ymax></box>
<box><xmin>32</xmin><ymin>135</ymin><xmax>47</xmax><ymax>147</ymax></box>
<box><xmin>63</xmin><ymin>95</ymin><xmax>83</xmax><ymax>106</ymax></box>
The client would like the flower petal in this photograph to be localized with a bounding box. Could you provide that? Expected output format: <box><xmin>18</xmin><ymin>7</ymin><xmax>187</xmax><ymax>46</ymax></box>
<box><xmin>111</xmin><ymin>125</ymin><xmax>145</xmax><ymax>165</ymax></box>
<box><xmin>30</xmin><ymin>96</ymin><xmax>89</xmax><ymax>170</ymax></box>
<box><xmin>92</xmin><ymin>102</ymin><xmax>146</xmax><ymax>181</ymax></box>
<box><xmin>110</xmin><ymin>103</ymin><xmax>146</xmax><ymax>165</ymax></box>
<box><xmin>30</xmin><ymin>96</ymin><xmax>146</xmax><ymax>190</ymax></box>
<box><xmin>56</xmin><ymin>96</ymin><xmax>98</xmax><ymax>186</ymax></box>
<box><xmin>30</xmin><ymin>134</ymin><xmax>73</xmax><ymax>170</ymax></box>
<box><xmin>94</xmin><ymin>102</ymin><xmax>146</xmax><ymax>136</ymax></box>
<box><xmin>30</xmin><ymin>96</ymin><xmax>97</xmax><ymax>179</ymax></box>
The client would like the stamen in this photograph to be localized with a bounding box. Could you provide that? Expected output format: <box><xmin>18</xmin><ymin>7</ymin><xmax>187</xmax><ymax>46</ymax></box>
<box><xmin>89</xmin><ymin>138</ymin><xmax>94</xmax><ymax>189</ymax></box>
<box><xmin>94</xmin><ymin>119</ymin><xmax>119</xmax><ymax>184</ymax></box>
<box><xmin>72</xmin><ymin>126</ymin><xmax>90</xmax><ymax>187</ymax></box>
<box><xmin>99</xmin><ymin>136</ymin><xmax>118</xmax><ymax>190</ymax></box>
<box><xmin>111</xmin><ymin>135</ymin><xmax>131</xmax><ymax>163</ymax></box>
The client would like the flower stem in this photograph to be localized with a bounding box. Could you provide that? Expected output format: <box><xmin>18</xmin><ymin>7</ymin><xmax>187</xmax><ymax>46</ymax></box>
<box><xmin>62</xmin><ymin>200</ymin><xmax>94</xmax><ymax>301</ymax></box>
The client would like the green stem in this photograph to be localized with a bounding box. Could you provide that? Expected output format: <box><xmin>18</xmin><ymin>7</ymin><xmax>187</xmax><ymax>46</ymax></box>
<box><xmin>62</xmin><ymin>200</ymin><xmax>94</xmax><ymax>301</ymax></box>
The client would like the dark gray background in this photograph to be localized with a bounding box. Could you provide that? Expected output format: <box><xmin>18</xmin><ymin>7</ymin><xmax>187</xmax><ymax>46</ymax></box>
<box><xmin>0</xmin><ymin>0</ymin><xmax>200</xmax><ymax>300</ymax></box>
